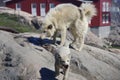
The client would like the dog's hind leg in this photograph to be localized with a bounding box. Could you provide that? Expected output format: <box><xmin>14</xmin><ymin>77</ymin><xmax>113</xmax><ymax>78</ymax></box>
<box><xmin>69</xmin><ymin>19</ymin><xmax>85</xmax><ymax>51</ymax></box>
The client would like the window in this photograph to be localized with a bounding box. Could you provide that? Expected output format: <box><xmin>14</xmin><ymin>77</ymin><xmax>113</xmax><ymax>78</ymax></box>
<box><xmin>102</xmin><ymin>14</ymin><xmax>105</xmax><ymax>24</ymax></box>
<box><xmin>41</xmin><ymin>3</ymin><xmax>45</xmax><ymax>8</ymax></box>
<box><xmin>40</xmin><ymin>3</ymin><xmax>46</xmax><ymax>16</ymax></box>
<box><xmin>32</xmin><ymin>3</ymin><xmax>37</xmax><ymax>8</ymax></box>
<box><xmin>117</xmin><ymin>7</ymin><xmax>120</xmax><ymax>12</ymax></box>
<box><xmin>49</xmin><ymin>3</ymin><xmax>55</xmax><ymax>9</ymax></box>
<box><xmin>102</xmin><ymin>14</ymin><xmax>109</xmax><ymax>24</ymax></box>
<box><xmin>102</xmin><ymin>2</ymin><xmax>106</xmax><ymax>12</ymax></box>
<box><xmin>106</xmin><ymin>2</ymin><xmax>110</xmax><ymax>12</ymax></box>
<box><xmin>114</xmin><ymin>0</ymin><xmax>117</xmax><ymax>3</ymax></box>
<box><xmin>106</xmin><ymin>14</ymin><xmax>109</xmax><ymax>23</ymax></box>
<box><xmin>16</xmin><ymin>3</ymin><xmax>21</xmax><ymax>11</ymax></box>
<box><xmin>102</xmin><ymin>2</ymin><xmax>110</xmax><ymax>12</ymax></box>
<box><xmin>31</xmin><ymin>3</ymin><xmax>37</xmax><ymax>16</ymax></box>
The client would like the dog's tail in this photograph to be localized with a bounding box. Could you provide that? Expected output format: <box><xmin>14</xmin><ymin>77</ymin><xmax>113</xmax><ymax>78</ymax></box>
<box><xmin>79</xmin><ymin>3</ymin><xmax>97</xmax><ymax>20</ymax></box>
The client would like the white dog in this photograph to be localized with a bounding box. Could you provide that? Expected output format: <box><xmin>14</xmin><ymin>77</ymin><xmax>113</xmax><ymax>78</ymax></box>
<box><xmin>54</xmin><ymin>44</ymin><xmax>71</xmax><ymax>80</ymax></box>
<box><xmin>40</xmin><ymin>3</ymin><xmax>97</xmax><ymax>51</ymax></box>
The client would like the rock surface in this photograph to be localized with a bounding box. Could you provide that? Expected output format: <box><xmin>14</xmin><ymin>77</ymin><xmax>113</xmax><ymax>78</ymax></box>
<box><xmin>108</xmin><ymin>0</ymin><xmax>120</xmax><ymax>46</ymax></box>
<box><xmin>0</xmin><ymin>30</ymin><xmax>120</xmax><ymax>80</ymax></box>
<box><xmin>67</xmin><ymin>30</ymin><xmax>106</xmax><ymax>49</ymax></box>
<box><xmin>107</xmin><ymin>25</ymin><xmax>120</xmax><ymax>46</ymax></box>
<box><xmin>85</xmin><ymin>31</ymin><xmax>106</xmax><ymax>48</ymax></box>
<box><xmin>0</xmin><ymin>7</ymin><xmax>43</xmax><ymax>27</ymax></box>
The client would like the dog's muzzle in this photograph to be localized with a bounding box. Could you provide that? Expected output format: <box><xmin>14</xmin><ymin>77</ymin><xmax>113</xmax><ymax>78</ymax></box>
<box><xmin>62</xmin><ymin>64</ymin><xmax>69</xmax><ymax>69</ymax></box>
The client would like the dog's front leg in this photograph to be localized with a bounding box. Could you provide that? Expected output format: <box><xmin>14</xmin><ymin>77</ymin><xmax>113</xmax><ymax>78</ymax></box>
<box><xmin>55</xmin><ymin>62</ymin><xmax>60</xmax><ymax>77</ymax></box>
<box><xmin>60</xmin><ymin>28</ymin><xmax>66</xmax><ymax>46</ymax></box>
<box><xmin>63</xmin><ymin>67</ymin><xmax>69</xmax><ymax>80</ymax></box>
<box><xmin>53</xmin><ymin>30</ymin><xmax>58</xmax><ymax>44</ymax></box>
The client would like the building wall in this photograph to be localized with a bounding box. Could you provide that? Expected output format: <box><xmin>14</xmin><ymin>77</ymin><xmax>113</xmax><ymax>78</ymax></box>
<box><xmin>91</xmin><ymin>26</ymin><xmax>110</xmax><ymax>38</ymax></box>
<box><xmin>6</xmin><ymin>1</ymin><xmax>15</xmax><ymax>9</ymax></box>
<box><xmin>99</xmin><ymin>0</ymin><xmax>111</xmax><ymax>26</ymax></box>
<box><xmin>90</xmin><ymin>1</ymin><xmax>100</xmax><ymax>27</ymax></box>
<box><xmin>5</xmin><ymin>0</ymin><xmax>83</xmax><ymax>16</ymax></box>
<box><xmin>90</xmin><ymin>27</ymin><xmax>99</xmax><ymax>37</ymax></box>
<box><xmin>99</xmin><ymin>26</ymin><xmax>110</xmax><ymax>38</ymax></box>
<box><xmin>90</xmin><ymin>0</ymin><xmax>111</xmax><ymax>38</ymax></box>
<box><xmin>0</xmin><ymin>0</ymin><xmax>5</xmax><ymax>6</ymax></box>
<box><xmin>6</xmin><ymin>0</ymin><xmax>60</xmax><ymax>16</ymax></box>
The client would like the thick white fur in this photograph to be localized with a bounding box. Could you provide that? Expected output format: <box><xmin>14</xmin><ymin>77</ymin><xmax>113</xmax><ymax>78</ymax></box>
<box><xmin>55</xmin><ymin>44</ymin><xmax>71</xmax><ymax>80</ymax></box>
<box><xmin>41</xmin><ymin>3</ymin><xmax>97</xmax><ymax>51</ymax></box>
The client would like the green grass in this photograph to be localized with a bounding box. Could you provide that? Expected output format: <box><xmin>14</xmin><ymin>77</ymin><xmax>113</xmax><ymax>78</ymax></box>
<box><xmin>0</xmin><ymin>13</ymin><xmax>36</xmax><ymax>33</ymax></box>
<box><xmin>112</xmin><ymin>45</ymin><xmax>120</xmax><ymax>49</ymax></box>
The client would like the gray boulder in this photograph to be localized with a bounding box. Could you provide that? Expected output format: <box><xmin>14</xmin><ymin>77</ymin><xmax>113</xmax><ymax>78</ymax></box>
<box><xmin>0</xmin><ymin>31</ymin><xmax>120</xmax><ymax>80</ymax></box>
<box><xmin>66</xmin><ymin>30</ymin><xmax>106</xmax><ymax>49</ymax></box>
<box><xmin>108</xmin><ymin>25</ymin><xmax>120</xmax><ymax>46</ymax></box>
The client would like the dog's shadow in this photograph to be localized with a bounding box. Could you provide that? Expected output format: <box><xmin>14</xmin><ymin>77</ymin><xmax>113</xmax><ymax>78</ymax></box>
<box><xmin>40</xmin><ymin>68</ymin><xmax>57</xmax><ymax>80</ymax></box>
<box><xmin>27</xmin><ymin>37</ymin><xmax>53</xmax><ymax>46</ymax></box>
<box><xmin>27</xmin><ymin>37</ymin><xmax>60</xmax><ymax>46</ymax></box>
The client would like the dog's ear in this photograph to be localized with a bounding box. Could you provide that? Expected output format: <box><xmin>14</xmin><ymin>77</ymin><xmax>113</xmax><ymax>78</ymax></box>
<box><xmin>47</xmin><ymin>24</ymin><xmax>53</xmax><ymax>29</ymax></box>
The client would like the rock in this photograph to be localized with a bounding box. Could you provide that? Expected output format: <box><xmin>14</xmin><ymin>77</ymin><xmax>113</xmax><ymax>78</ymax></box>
<box><xmin>85</xmin><ymin>31</ymin><xmax>106</xmax><ymax>49</ymax></box>
<box><xmin>0</xmin><ymin>26</ymin><xmax>19</xmax><ymax>33</ymax></box>
<box><xmin>0</xmin><ymin>7</ymin><xmax>43</xmax><ymax>29</ymax></box>
<box><xmin>66</xmin><ymin>30</ymin><xmax>106</xmax><ymax>49</ymax></box>
<box><xmin>108</xmin><ymin>48</ymin><xmax>120</xmax><ymax>54</ymax></box>
<box><xmin>70</xmin><ymin>45</ymin><xmax>120</xmax><ymax>80</ymax></box>
<box><xmin>0</xmin><ymin>31</ymin><xmax>54</xmax><ymax>80</ymax></box>
<box><xmin>0</xmin><ymin>30</ymin><xmax>120</xmax><ymax>80</ymax></box>
<box><xmin>107</xmin><ymin>25</ymin><xmax>120</xmax><ymax>46</ymax></box>
<box><xmin>108</xmin><ymin>0</ymin><xmax>120</xmax><ymax>47</ymax></box>
<box><xmin>0</xmin><ymin>7</ymin><xmax>33</xmax><ymax>25</ymax></box>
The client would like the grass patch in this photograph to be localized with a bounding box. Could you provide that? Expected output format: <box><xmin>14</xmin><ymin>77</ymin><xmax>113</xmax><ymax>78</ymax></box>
<box><xmin>111</xmin><ymin>45</ymin><xmax>120</xmax><ymax>49</ymax></box>
<box><xmin>0</xmin><ymin>13</ymin><xmax>36</xmax><ymax>33</ymax></box>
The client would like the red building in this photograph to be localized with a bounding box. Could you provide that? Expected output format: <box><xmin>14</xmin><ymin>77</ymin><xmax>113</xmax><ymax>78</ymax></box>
<box><xmin>4</xmin><ymin>0</ymin><xmax>112</xmax><ymax>38</ymax></box>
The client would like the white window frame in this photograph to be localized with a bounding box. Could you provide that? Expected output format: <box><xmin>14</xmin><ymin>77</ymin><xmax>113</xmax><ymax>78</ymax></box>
<box><xmin>31</xmin><ymin>3</ymin><xmax>37</xmax><ymax>16</ymax></box>
<box><xmin>102</xmin><ymin>2</ymin><xmax>106</xmax><ymax>12</ymax></box>
<box><xmin>40</xmin><ymin>3</ymin><xmax>46</xmax><ymax>16</ymax></box>
<box><xmin>106</xmin><ymin>2</ymin><xmax>109</xmax><ymax>12</ymax></box>
<box><xmin>106</xmin><ymin>14</ymin><xmax>109</xmax><ymax>23</ymax></box>
<box><xmin>16</xmin><ymin>3</ymin><xmax>21</xmax><ymax>11</ymax></box>
<box><xmin>102</xmin><ymin>14</ymin><xmax>105</xmax><ymax>24</ymax></box>
<box><xmin>49</xmin><ymin>3</ymin><xmax>55</xmax><ymax>9</ymax></box>
<box><xmin>102</xmin><ymin>13</ymin><xmax>109</xmax><ymax>24</ymax></box>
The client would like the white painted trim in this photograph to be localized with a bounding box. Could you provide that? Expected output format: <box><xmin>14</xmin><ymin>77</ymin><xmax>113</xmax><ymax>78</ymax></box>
<box><xmin>77</xmin><ymin>0</ymin><xmax>93</xmax><ymax>3</ymax></box>
<box><xmin>3</xmin><ymin>0</ymin><xmax>11</xmax><ymax>3</ymax></box>
<box><xmin>49</xmin><ymin>3</ymin><xmax>55</xmax><ymax>9</ymax></box>
<box><xmin>16</xmin><ymin>3</ymin><xmax>21</xmax><ymax>11</ymax></box>
<box><xmin>40</xmin><ymin>3</ymin><xmax>46</xmax><ymax>16</ymax></box>
<box><xmin>31</xmin><ymin>3</ymin><xmax>37</xmax><ymax>16</ymax></box>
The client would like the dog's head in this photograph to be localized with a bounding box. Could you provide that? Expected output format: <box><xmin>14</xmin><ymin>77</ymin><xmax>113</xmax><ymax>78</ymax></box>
<box><xmin>60</xmin><ymin>54</ymin><xmax>70</xmax><ymax>69</ymax></box>
<box><xmin>56</xmin><ymin>46</ymin><xmax>71</xmax><ymax>69</ymax></box>
<box><xmin>40</xmin><ymin>19</ymin><xmax>56</xmax><ymax>39</ymax></box>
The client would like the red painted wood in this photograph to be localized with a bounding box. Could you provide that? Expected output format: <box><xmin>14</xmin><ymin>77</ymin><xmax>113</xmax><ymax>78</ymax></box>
<box><xmin>90</xmin><ymin>1</ymin><xmax>100</xmax><ymax>27</ymax></box>
<box><xmin>5</xmin><ymin>0</ymin><xmax>112</xmax><ymax>27</ymax></box>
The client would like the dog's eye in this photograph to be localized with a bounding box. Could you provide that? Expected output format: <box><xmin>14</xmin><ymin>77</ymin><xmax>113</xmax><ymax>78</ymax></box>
<box><xmin>67</xmin><ymin>60</ymin><xmax>70</xmax><ymax>62</ymax></box>
<box><xmin>57</xmin><ymin>55</ymin><xmax>61</xmax><ymax>58</ymax></box>
<box><xmin>61</xmin><ymin>61</ymin><xmax>65</xmax><ymax>63</ymax></box>
<box><xmin>58</xmin><ymin>56</ymin><xmax>61</xmax><ymax>59</ymax></box>
<box><xmin>47</xmin><ymin>25</ymin><xmax>52</xmax><ymax>29</ymax></box>
<box><xmin>43</xmin><ymin>31</ymin><xmax>46</xmax><ymax>33</ymax></box>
